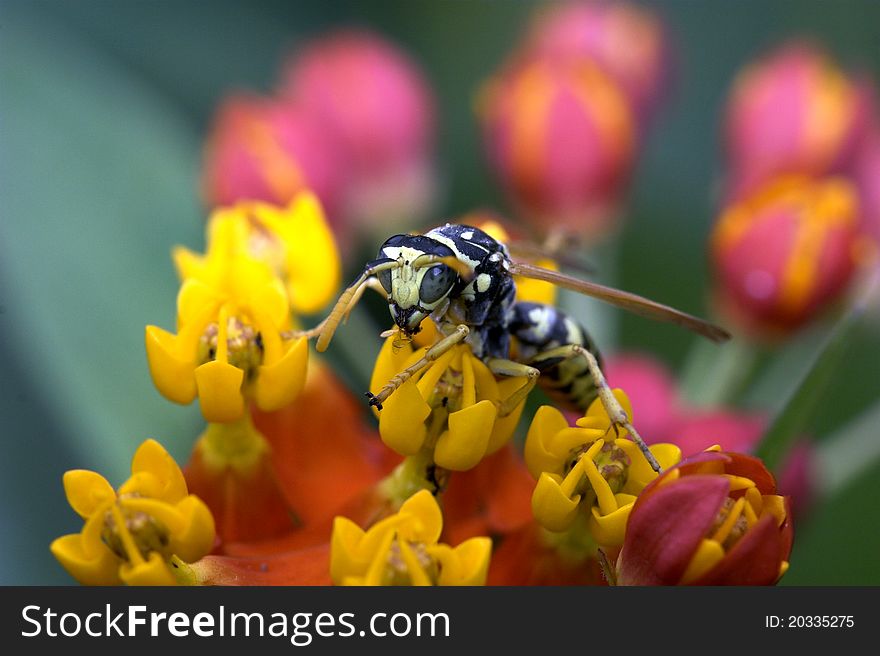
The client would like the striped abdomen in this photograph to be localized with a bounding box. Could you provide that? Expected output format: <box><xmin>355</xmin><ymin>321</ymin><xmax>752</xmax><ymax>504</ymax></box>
<box><xmin>508</xmin><ymin>302</ymin><xmax>603</xmax><ymax>412</ymax></box>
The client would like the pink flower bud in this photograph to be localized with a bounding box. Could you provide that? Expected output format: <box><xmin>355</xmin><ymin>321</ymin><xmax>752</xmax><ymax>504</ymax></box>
<box><xmin>525</xmin><ymin>0</ymin><xmax>671</xmax><ymax>121</ymax></box>
<box><xmin>711</xmin><ymin>175</ymin><xmax>861</xmax><ymax>337</ymax></box>
<box><xmin>724</xmin><ymin>41</ymin><xmax>870</xmax><ymax>197</ymax></box>
<box><xmin>854</xmin><ymin>124</ymin><xmax>880</xmax><ymax>246</ymax></box>
<box><xmin>201</xmin><ymin>94</ymin><xmax>344</xmax><ymax>220</ymax></box>
<box><xmin>281</xmin><ymin>29</ymin><xmax>436</xmax><ymax>229</ymax></box>
<box><xmin>604</xmin><ymin>354</ymin><xmax>678</xmax><ymax>444</ymax></box>
<box><xmin>480</xmin><ymin>55</ymin><xmax>636</xmax><ymax>237</ymax></box>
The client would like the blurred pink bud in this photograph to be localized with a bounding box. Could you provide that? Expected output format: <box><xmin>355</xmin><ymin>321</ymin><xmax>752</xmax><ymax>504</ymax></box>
<box><xmin>853</xmin><ymin>124</ymin><xmax>880</xmax><ymax>246</ymax></box>
<box><xmin>604</xmin><ymin>353</ymin><xmax>678</xmax><ymax>443</ymax></box>
<box><xmin>281</xmin><ymin>29</ymin><xmax>436</xmax><ymax>229</ymax></box>
<box><xmin>777</xmin><ymin>440</ymin><xmax>817</xmax><ymax>521</ymax></box>
<box><xmin>711</xmin><ymin>175</ymin><xmax>862</xmax><ymax>337</ymax></box>
<box><xmin>670</xmin><ymin>411</ymin><xmax>767</xmax><ymax>459</ymax></box>
<box><xmin>724</xmin><ymin>41</ymin><xmax>871</xmax><ymax>197</ymax></box>
<box><xmin>525</xmin><ymin>0</ymin><xmax>671</xmax><ymax>121</ymax></box>
<box><xmin>479</xmin><ymin>55</ymin><xmax>636</xmax><ymax>237</ymax></box>
<box><xmin>201</xmin><ymin>94</ymin><xmax>344</xmax><ymax>220</ymax></box>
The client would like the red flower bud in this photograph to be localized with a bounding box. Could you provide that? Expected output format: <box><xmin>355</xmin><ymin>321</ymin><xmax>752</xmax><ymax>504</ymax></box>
<box><xmin>711</xmin><ymin>175</ymin><xmax>861</xmax><ymax>337</ymax></box>
<box><xmin>617</xmin><ymin>451</ymin><xmax>793</xmax><ymax>585</ymax></box>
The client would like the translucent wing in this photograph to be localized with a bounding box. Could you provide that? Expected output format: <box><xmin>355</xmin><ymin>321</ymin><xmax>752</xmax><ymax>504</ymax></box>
<box><xmin>505</xmin><ymin>239</ymin><xmax>596</xmax><ymax>276</ymax></box>
<box><xmin>508</xmin><ymin>261</ymin><xmax>731</xmax><ymax>343</ymax></box>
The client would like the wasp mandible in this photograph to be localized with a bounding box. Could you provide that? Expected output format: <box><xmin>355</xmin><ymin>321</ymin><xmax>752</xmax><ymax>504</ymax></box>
<box><xmin>305</xmin><ymin>223</ymin><xmax>730</xmax><ymax>472</ymax></box>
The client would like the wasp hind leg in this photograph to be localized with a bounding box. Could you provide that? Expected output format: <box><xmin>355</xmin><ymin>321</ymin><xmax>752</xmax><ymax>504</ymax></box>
<box><xmin>367</xmin><ymin>324</ymin><xmax>470</xmax><ymax>410</ymax></box>
<box><xmin>485</xmin><ymin>359</ymin><xmax>540</xmax><ymax>417</ymax></box>
<box><xmin>531</xmin><ymin>344</ymin><xmax>662</xmax><ymax>473</ymax></box>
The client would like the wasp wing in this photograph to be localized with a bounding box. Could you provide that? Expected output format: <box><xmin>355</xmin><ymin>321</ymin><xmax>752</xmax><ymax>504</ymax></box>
<box><xmin>505</xmin><ymin>240</ymin><xmax>597</xmax><ymax>276</ymax></box>
<box><xmin>508</xmin><ymin>261</ymin><xmax>731</xmax><ymax>343</ymax></box>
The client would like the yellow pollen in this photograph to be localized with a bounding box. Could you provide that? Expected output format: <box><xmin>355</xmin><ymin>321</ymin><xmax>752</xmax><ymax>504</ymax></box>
<box><xmin>712</xmin><ymin>497</ymin><xmax>746</xmax><ymax>545</ymax></box>
<box><xmin>397</xmin><ymin>540</ymin><xmax>432</xmax><ymax>586</ymax></box>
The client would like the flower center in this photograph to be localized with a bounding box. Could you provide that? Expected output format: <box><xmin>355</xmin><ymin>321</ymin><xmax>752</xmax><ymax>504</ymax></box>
<box><xmin>101</xmin><ymin>495</ymin><xmax>171</xmax><ymax>564</ymax></box>
<box><xmin>383</xmin><ymin>539</ymin><xmax>440</xmax><ymax>585</ymax></box>
<box><xmin>197</xmin><ymin>316</ymin><xmax>264</xmax><ymax>381</ymax></box>
<box><xmin>708</xmin><ymin>497</ymin><xmax>750</xmax><ymax>550</ymax></box>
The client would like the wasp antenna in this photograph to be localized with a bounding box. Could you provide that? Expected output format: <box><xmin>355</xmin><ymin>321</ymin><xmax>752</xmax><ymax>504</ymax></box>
<box><xmin>509</xmin><ymin>261</ymin><xmax>731</xmax><ymax>343</ymax></box>
<box><xmin>316</xmin><ymin>260</ymin><xmax>402</xmax><ymax>352</ymax></box>
<box><xmin>413</xmin><ymin>254</ymin><xmax>475</xmax><ymax>281</ymax></box>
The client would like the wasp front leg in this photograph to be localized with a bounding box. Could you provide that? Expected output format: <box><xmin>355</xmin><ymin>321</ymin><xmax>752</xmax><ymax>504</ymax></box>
<box><xmin>529</xmin><ymin>344</ymin><xmax>662</xmax><ymax>473</ymax></box>
<box><xmin>485</xmin><ymin>359</ymin><xmax>540</xmax><ymax>417</ymax></box>
<box><xmin>367</xmin><ymin>324</ymin><xmax>470</xmax><ymax>410</ymax></box>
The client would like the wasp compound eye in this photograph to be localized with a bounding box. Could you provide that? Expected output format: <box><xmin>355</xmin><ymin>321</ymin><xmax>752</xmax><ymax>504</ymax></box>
<box><xmin>419</xmin><ymin>265</ymin><xmax>456</xmax><ymax>304</ymax></box>
<box><xmin>378</xmin><ymin>268</ymin><xmax>393</xmax><ymax>294</ymax></box>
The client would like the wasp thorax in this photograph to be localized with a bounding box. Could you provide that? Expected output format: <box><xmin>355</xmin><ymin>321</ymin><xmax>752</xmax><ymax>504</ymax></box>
<box><xmin>197</xmin><ymin>317</ymin><xmax>264</xmax><ymax>380</ymax></box>
<box><xmin>101</xmin><ymin>494</ymin><xmax>171</xmax><ymax>563</ymax></box>
<box><xmin>383</xmin><ymin>538</ymin><xmax>440</xmax><ymax>585</ymax></box>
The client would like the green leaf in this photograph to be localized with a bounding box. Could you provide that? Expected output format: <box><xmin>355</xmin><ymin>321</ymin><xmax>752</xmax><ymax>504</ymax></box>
<box><xmin>0</xmin><ymin>4</ymin><xmax>204</xmax><ymax>481</ymax></box>
<box><xmin>755</xmin><ymin>274</ymin><xmax>879</xmax><ymax>472</ymax></box>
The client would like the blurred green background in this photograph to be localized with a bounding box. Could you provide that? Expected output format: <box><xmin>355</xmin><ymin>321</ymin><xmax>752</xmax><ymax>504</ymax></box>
<box><xmin>1</xmin><ymin>0</ymin><xmax>879</xmax><ymax>585</ymax></box>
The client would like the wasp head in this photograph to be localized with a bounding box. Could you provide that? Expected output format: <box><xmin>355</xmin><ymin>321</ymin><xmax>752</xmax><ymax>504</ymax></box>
<box><xmin>373</xmin><ymin>234</ymin><xmax>461</xmax><ymax>338</ymax></box>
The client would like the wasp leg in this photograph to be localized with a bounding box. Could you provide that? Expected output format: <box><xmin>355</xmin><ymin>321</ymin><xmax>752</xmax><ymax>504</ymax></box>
<box><xmin>485</xmin><ymin>359</ymin><xmax>540</xmax><ymax>417</ymax></box>
<box><xmin>367</xmin><ymin>324</ymin><xmax>470</xmax><ymax>410</ymax></box>
<box><xmin>529</xmin><ymin>344</ymin><xmax>662</xmax><ymax>473</ymax></box>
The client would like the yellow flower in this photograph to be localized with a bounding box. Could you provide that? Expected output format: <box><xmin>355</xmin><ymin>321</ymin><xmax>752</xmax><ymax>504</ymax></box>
<box><xmin>524</xmin><ymin>390</ymin><xmax>681</xmax><ymax>546</ymax></box>
<box><xmin>146</xmin><ymin>210</ymin><xmax>309</xmax><ymax>422</ymax></box>
<box><xmin>330</xmin><ymin>490</ymin><xmax>491</xmax><ymax>586</ymax></box>
<box><xmin>175</xmin><ymin>192</ymin><xmax>341</xmax><ymax>315</ymax></box>
<box><xmin>51</xmin><ymin>439</ymin><xmax>215</xmax><ymax>586</ymax></box>
<box><xmin>371</xmin><ymin>336</ymin><xmax>527</xmax><ymax>471</ymax></box>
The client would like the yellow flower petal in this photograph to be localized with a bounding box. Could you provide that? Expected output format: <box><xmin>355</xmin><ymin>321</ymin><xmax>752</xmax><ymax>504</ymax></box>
<box><xmin>379</xmin><ymin>379</ymin><xmax>430</xmax><ymax>456</ymax></box>
<box><xmin>254</xmin><ymin>336</ymin><xmax>308</xmax><ymax>411</ymax></box>
<box><xmin>434</xmin><ymin>400</ymin><xmax>497</xmax><ymax>471</ymax></box>
<box><xmin>438</xmin><ymin>537</ymin><xmax>492</xmax><ymax>586</ymax></box>
<box><xmin>679</xmin><ymin>539</ymin><xmax>726</xmax><ymax>585</ymax></box>
<box><xmin>532</xmin><ymin>472</ymin><xmax>581</xmax><ymax>532</ymax></box>
<box><xmin>176</xmin><ymin>279</ymin><xmax>221</xmax><ymax>328</ymax></box>
<box><xmin>119</xmin><ymin>552</ymin><xmax>178</xmax><ymax>586</ymax></box>
<box><xmin>50</xmin><ymin>534</ymin><xmax>121</xmax><ymax>586</ymax></box>
<box><xmin>282</xmin><ymin>193</ymin><xmax>341</xmax><ymax>315</ymax></box>
<box><xmin>330</xmin><ymin>516</ymin><xmax>369</xmax><ymax>585</ymax></box>
<box><xmin>589</xmin><ymin>494</ymin><xmax>637</xmax><ymax>547</ymax></box>
<box><xmin>370</xmin><ymin>336</ymin><xmax>415</xmax><ymax>419</ymax></box>
<box><xmin>486</xmin><ymin>376</ymin><xmax>528</xmax><ymax>454</ymax></box>
<box><xmin>145</xmin><ymin>325</ymin><xmax>198</xmax><ymax>404</ymax></box>
<box><xmin>524</xmin><ymin>405</ymin><xmax>570</xmax><ymax>479</ymax></box>
<box><xmin>168</xmin><ymin>496</ymin><xmax>216</xmax><ymax>563</ymax></box>
<box><xmin>619</xmin><ymin>441</ymin><xmax>681</xmax><ymax>494</ymax></box>
<box><xmin>398</xmin><ymin>489</ymin><xmax>444</xmax><ymax>544</ymax></box>
<box><xmin>128</xmin><ymin>438</ymin><xmax>188</xmax><ymax>503</ymax></box>
<box><xmin>171</xmin><ymin>245</ymin><xmax>207</xmax><ymax>282</ymax></box>
<box><xmin>194</xmin><ymin>359</ymin><xmax>245</xmax><ymax>423</ymax></box>
<box><xmin>62</xmin><ymin>470</ymin><xmax>115</xmax><ymax>518</ymax></box>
